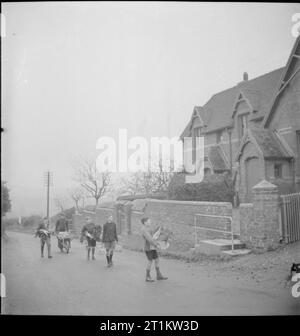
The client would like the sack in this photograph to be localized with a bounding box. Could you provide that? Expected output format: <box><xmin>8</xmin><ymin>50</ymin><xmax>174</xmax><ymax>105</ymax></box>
<box><xmin>115</xmin><ymin>243</ymin><xmax>123</xmax><ymax>252</ymax></box>
<box><xmin>152</xmin><ymin>226</ymin><xmax>173</xmax><ymax>250</ymax></box>
<box><xmin>94</xmin><ymin>225</ymin><xmax>102</xmax><ymax>242</ymax></box>
<box><xmin>98</xmin><ymin>242</ymin><xmax>106</xmax><ymax>254</ymax></box>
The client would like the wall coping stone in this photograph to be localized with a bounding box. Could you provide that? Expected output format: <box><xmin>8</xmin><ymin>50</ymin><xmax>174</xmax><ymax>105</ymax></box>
<box><xmin>252</xmin><ymin>179</ymin><xmax>278</xmax><ymax>191</ymax></box>
<box><xmin>145</xmin><ymin>198</ymin><xmax>232</xmax><ymax>208</ymax></box>
<box><xmin>239</xmin><ymin>203</ymin><xmax>253</xmax><ymax>208</ymax></box>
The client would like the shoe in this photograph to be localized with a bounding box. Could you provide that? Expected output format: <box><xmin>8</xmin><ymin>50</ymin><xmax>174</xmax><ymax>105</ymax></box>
<box><xmin>156</xmin><ymin>268</ymin><xmax>168</xmax><ymax>280</ymax></box>
<box><xmin>48</xmin><ymin>256</ymin><xmax>53</xmax><ymax>259</ymax></box>
<box><xmin>146</xmin><ymin>270</ymin><xmax>155</xmax><ymax>282</ymax></box>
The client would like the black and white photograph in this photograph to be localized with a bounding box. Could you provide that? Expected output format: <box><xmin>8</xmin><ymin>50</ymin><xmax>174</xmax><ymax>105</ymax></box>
<box><xmin>1</xmin><ymin>1</ymin><xmax>300</xmax><ymax>321</ymax></box>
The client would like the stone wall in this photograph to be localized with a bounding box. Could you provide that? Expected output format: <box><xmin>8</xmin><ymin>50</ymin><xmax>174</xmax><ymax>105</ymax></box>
<box><xmin>123</xmin><ymin>199</ymin><xmax>233</xmax><ymax>253</ymax></box>
<box><xmin>72</xmin><ymin>207</ymin><xmax>116</xmax><ymax>236</ymax></box>
<box><xmin>239</xmin><ymin>203</ymin><xmax>253</xmax><ymax>244</ymax></box>
<box><xmin>72</xmin><ymin>210</ymin><xmax>95</xmax><ymax>236</ymax></box>
<box><xmin>239</xmin><ymin>180</ymin><xmax>281</xmax><ymax>251</ymax></box>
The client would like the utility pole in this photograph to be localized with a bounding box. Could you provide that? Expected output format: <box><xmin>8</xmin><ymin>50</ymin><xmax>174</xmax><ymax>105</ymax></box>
<box><xmin>43</xmin><ymin>171</ymin><xmax>53</xmax><ymax>229</ymax></box>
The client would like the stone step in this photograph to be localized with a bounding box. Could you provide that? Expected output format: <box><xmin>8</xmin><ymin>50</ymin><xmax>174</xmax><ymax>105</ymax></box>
<box><xmin>222</xmin><ymin>249</ymin><xmax>251</xmax><ymax>257</ymax></box>
<box><xmin>194</xmin><ymin>239</ymin><xmax>247</xmax><ymax>256</ymax></box>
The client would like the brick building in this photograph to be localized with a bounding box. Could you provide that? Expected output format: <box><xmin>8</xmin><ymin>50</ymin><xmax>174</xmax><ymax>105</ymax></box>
<box><xmin>181</xmin><ymin>36</ymin><xmax>300</xmax><ymax>202</ymax></box>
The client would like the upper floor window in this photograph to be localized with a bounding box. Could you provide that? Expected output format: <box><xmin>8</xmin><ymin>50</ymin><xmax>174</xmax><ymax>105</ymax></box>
<box><xmin>193</xmin><ymin>127</ymin><xmax>201</xmax><ymax>138</ymax></box>
<box><xmin>238</xmin><ymin>114</ymin><xmax>248</xmax><ymax>138</ymax></box>
<box><xmin>216</xmin><ymin>130</ymin><xmax>222</xmax><ymax>144</ymax></box>
<box><xmin>204</xmin><ymin>167</ymin><xmax>212</xmax><ymax>176</ymax></box>
<box><xmin>192</xmin><ymin>127</ymin><xmax>202</xmax><ymax>163</ymax></box>
<box><xmin>274</xmin><ymin>163</ymin><xmax>283</xmax><ymax>178</ymax></box>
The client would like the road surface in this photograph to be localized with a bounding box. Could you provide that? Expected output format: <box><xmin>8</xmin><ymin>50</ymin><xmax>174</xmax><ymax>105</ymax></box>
<box><xmin>1</xmin><ymin>231</ymin><xmax>299</xmax><ymax>315</ymax></box>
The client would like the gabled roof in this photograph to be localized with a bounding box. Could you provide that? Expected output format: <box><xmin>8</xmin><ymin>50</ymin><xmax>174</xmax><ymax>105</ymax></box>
<box><xmin>262</xmin><ymin>36</ymin><xmax>300</xmax><ymax>128</ymax></box>
<box><xmin>236</xmin><ymin>128</ymin><xmax>293</xmax><ymax>161</ymax></box>
<box><xmin>180</xmin><ymin>106</ymin><xmax>207</xmax><ymax>138</ymax></box>
<box><xmin>203</xmin><ymin>68</ymin><xmax>284</xmax><ymax>133</ymax></box>
<box><xmin>182</xmin><ymin>67</ymin><xmax>284</xmax><ymax>136</ymax></box>
<box><xmin>232</xmin><ymin>91</ymin><xmax>255</xmax><ymax>118</ymax></box>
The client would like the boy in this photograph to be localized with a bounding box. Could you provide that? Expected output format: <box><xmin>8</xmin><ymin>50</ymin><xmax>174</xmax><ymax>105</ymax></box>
<box><xmin>102</xmin><ymin>215</ymin><xmax>118</xmax><ymax>267</ymax></box>
<box><xmin>55</xmin><ymin>213</ymin><xmax>70</xmax><ymax>251</ymax></box>
<box><xmin>80</xmin><ymin>216</ymin><xmax>97</xmax><ymax>260</ymax></box>
<box><xmin>35</xmin><ymin>217</ymin><xmax>52</xmax><ymax>259</ymax></box>
<box><xmin>141</xmin><ymin>217</ymin><xmax>167</xmax><ymax>282</ymax></box>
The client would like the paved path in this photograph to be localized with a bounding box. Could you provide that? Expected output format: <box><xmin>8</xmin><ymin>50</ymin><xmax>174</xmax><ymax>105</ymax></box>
<box><xmin>1</xmin><ymin>231</ymin><xmax>299</xmax><ymax>315</ymax></box>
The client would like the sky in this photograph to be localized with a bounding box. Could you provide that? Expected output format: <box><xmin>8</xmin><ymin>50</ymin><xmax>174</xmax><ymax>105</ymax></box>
<box><xmin>2</xmin><ymin>2</ymin><xmax>300</xmax><ymax>217</ymax></box>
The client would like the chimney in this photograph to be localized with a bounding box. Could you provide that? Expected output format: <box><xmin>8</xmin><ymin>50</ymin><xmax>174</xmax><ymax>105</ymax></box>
<box><xmin>243</xmin><ymin>72</ymin><xmax>249</xmax><ymax>81</ymax></box>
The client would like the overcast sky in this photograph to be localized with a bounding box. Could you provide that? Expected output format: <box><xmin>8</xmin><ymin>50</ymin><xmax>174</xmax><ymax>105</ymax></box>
<box><xmin>2</xmin><ymin>2</ymin><xmax>300</xmax><ymax>217</ymax></box>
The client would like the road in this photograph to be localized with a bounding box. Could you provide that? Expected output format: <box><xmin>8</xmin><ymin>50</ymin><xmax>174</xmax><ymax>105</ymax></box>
<box><xmin>1</xmin><ymin>231</ymin><xmax>299</xmax><ymax>315</ymax></box>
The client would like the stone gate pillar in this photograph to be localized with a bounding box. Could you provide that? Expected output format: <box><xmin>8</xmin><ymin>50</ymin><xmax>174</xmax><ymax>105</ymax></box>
<box><xmin>124</xmin><ymin>202</ymin><xmax>133</xmax><ymax>235</ymax></box>
<box><xmin>249</xmin><ymin>180</ymin><xmax>281</xmax><ymax>251</ymax></box>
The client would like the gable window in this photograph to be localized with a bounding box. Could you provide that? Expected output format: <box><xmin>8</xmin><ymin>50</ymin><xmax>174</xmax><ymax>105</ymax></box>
<box><xmin>193</xmin><ymin>127</ymin><xmax>201</xmax><ymax>138</ymax></box>
<box><xmin>192</xmin><ymin>127</ymin><xmax>202</xmax><ymax>163</ymax></box>
<box><xmin>238</xmin><ymin>114</ymin><xmax>248</xmax><ymax>138</ymax></box>
<box><xmin>216</xmin><ymin>130</ymin><xmax>222</xmax><ymax>144</ymax></box>
<box><xmin>274</xmin><ymin>163</ymin><xmax>283</xmax><ymax>178</ymax></box>
<box><xmin>204</xmin><ymin>167</ymin><xmax>212</xmax><ymax>176</ymax></box>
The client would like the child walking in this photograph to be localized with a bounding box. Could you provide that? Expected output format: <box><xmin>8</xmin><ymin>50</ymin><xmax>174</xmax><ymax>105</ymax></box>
<box><xmin>35</xmin><ymin>217</ymin><xmax>52</xmax><ymax>259</ymax></box>
<box><xmin>141</xmin><ymin>217</ymin><xmax>167</xmax><ymax>282</ymax></box>
<box><xmin>102</xmin><ymin>215</ymin><xmax>118</xmax><ymax>267</ymax></box>
<box><xmin>80</xmin><ymin>216</ymin><xmax>97</xmax><ymax>260</ymax></box>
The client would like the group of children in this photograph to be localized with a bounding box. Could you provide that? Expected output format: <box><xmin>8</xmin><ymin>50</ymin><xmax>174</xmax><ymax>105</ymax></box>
<box><xmin>80</xmin><ymin>215</ymin><xmax>118</xmax><ymax>267</ymax></box>
<box><xmin>35</xmin><ymin>213</ymin><xmax>168</xmax><ymax>282</ymax></box>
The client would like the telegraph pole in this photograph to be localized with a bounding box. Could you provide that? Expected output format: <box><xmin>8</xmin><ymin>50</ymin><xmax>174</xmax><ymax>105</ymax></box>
<box><xmin>43</xmin><ymin>171</ymin><xmax>53</xmax><ymax>228</ymax></box>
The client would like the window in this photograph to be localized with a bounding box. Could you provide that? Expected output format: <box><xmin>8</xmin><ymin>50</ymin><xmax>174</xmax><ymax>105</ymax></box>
<box><xmin>238</xmin><ymin>114</ymin><xmax>248</xmax><ymax>138</ymax></box>
<box><xmin>216</xmin><ymin>130</ymin><xmax>222</xmax><ymax>144</ymax></box>
<box><xmin>204</xmin><ymin>168</ymin><xmax>211</xmax><ymax>176</ymax></box>
<box><xmin>274</xmin><ymin>163</ymin><xmax>283</xmax><ymax>178</ymax></box>
<box><xmin>193</xmin><ymin>127</ymin><xmax>201</xmax><ymax>138</ymax></box>
<box><xmin>192</xmin><ymin>127</ymin><xmax>202</xmax><ymax>163</ymax></box>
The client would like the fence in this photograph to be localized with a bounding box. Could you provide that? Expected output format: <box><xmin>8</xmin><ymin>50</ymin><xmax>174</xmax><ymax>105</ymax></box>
<box><xmin>194</xmin><ymin>213</ymin><xmax>234</xmax><ymax>252</ymax></box>
<box><xmin>280</xmin><ymin>192</ymin><xmax>300</xmax><ymax>243</ymax></box>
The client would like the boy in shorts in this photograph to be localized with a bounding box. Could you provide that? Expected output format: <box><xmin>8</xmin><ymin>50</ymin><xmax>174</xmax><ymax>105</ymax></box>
<box><xmin>141</xmin><ymin>217</ymin><xmax>167</xmax><ymax>282</ymax></box>
<box><xmin>102</xmin><ymin>215</ymin><xmax>118</xmax><ymax>267</ymax></box>
<box><xmin>35</xmin><ymin>217</ymin><xmax>52</xmax><ymax>259</ymax></box>
<box><xmin>80</xmin><ymin>216</ymin><xmax>97</xmax><ymax>260</ymax></box>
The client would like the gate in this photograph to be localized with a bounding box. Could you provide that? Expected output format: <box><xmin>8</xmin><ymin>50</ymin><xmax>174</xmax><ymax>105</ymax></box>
<box><xmin>280</xmin><ymin>192</ymin><xmax>300</xmax><ymax>243</ymax></box>
<box><xmin>194</xmin><ymin>213</ymin><xmax>234</xmax><ymax>252</ymax></box>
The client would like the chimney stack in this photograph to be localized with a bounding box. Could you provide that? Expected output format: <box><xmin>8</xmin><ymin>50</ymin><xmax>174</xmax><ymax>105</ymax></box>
<box><xmin>243</xmin><ymin>72</ymin><xmax>249</xmax><ymax>81</ymax></box>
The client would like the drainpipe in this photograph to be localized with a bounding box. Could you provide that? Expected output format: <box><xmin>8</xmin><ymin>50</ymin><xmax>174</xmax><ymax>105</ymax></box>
<box><xmin>227</xmin><ymin>128</ymin><xmax>233</xmax><ymax>175</ymax></box>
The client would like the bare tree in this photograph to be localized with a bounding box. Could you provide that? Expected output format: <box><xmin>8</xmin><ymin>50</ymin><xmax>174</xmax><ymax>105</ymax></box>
<box><xmin>72</xmin><ymin>156</ymin><xmax>112</xmax><ymax>208</ymax></box>
<box><xmin>119</xmin><ymin>163</ymin><xmax>173</xmax><ymax>196</ymax></box>
<box><xmin>69</xmin><ymin>187</ymin><xmax>84</xmax><ymax>212</ymax></box>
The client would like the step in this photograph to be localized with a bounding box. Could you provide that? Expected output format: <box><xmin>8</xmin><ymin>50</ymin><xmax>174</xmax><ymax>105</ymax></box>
<box><xmin>200</xmin><ymin>239</ymin><xmax>246</xmax><ymax>250</ymax></box>
<box><xmin>222</xmin><ymin>249</ymin><xmax>251</xmax><ymax>257</ymax></box>
<box><xmin>194</xmin><ymin>239</ymin><xmax>246</xmax><ymax>256</ymax></box>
